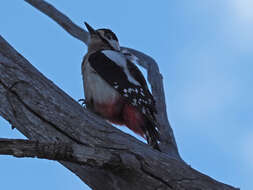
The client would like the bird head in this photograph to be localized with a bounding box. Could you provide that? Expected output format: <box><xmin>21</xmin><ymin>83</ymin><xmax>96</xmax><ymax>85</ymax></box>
<box><xmin>85</xmin><ymin>22</ymin><xmax>120</xmax><ymax>51</ymax></box>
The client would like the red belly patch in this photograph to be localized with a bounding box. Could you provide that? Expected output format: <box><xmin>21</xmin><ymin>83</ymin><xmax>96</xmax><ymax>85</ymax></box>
<box><xmin>122</xmin><ymin>104</ymin><xmax>145</xmax><ymax>138</ymax></box>
<box><xmin>94</xmin><ymin>99</ymin><xmax>124</xmax><ymax>125</ymax></box>
<box><xmin>93</xmin><ymin>99</ymin><xmax>146</xmax><ymax>138</ymax></box>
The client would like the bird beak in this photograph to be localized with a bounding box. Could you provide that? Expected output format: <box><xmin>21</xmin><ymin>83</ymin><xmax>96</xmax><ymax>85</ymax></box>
<box><xmin>84</xmin><ymin>22</ymin><xmax>96</xmax><ymax>35</ymax></box>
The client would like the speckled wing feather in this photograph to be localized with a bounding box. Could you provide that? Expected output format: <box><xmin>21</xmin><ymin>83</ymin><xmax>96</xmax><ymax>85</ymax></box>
<box><xmin>88</xmin><ymin>50</ymin><xmax>157</xmax><ymax>119</ymax></box>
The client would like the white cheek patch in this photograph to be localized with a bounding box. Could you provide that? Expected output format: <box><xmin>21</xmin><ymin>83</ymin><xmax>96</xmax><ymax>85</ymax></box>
<box><xmin>109</xmin><ymin>40</ymin><xmax>120</xmax><ymax>51</ymax></box>
<box><xmin>102</xmin><ymin>50</ymin><xmax>140</xmax><ymax>86</ymax></box>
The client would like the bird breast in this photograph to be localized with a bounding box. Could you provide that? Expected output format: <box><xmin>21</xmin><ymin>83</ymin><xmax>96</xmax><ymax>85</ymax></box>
<box><xmin>82</xmin><ymin>62</ymin><xmax>120</xmax><ymax>105</ymax></box>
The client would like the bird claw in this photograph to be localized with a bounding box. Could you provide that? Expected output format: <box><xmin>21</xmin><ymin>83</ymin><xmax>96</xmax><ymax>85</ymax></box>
<box><xmin>78</xmin><ymin>98</ymin><xmax>87</xmax><ymax>107</ymax></box>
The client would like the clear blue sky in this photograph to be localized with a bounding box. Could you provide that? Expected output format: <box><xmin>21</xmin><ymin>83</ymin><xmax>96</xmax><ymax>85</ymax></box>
<box><xmin>1</xmin><ymin>0</ymin><xmax>252</xmax><ymax>189</ymax></box>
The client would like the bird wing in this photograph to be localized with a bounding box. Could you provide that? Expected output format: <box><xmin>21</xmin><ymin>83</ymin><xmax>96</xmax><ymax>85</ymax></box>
<box><xmin>88</xmin><ymin>50</ymin><xmax>157</xmax><ymax>117</ymax></box>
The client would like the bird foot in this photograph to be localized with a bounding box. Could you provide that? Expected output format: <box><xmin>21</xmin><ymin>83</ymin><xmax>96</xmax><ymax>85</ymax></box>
<box><xmin>78</xmin><ymin>98</ymin><xmax>87</xmax><ymax>107</ymax></box>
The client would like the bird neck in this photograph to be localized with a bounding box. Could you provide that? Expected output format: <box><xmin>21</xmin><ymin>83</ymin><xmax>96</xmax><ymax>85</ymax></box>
<box><xmin>87</xmin><ymin>41</ymin><xmax>112</xmax><ymax>52</ymax></box>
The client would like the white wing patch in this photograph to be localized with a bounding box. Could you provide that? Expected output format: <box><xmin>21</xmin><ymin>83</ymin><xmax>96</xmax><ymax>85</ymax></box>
<box><xmin>102</xmin><ymin>50</ymin><xmax>140</xmax><ymax>86</ymax></box>
<box><xmin>121</xmin><ymin>49</ymin><xmax>140</xmax><ymax>65</ymax></box>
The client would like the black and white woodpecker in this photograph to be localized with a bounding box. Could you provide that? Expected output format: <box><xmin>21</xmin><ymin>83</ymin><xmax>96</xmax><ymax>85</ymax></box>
<box><xmin>82</xmin><ymin>22</ymin><xmax>160</xmax><ymax>150</ymax></box>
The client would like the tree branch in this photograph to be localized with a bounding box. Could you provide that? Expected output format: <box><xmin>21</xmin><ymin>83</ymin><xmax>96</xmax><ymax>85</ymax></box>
<box><xmin>0</xmin><ymin>138</ymin><xmax>117</xmax><ymax>166</ymax></box>
<box><xmin>24</xmin><ymin>0</ymin><xmax>180</xmax><ymax>158</ymax></box>
<box><xmin>24</xmin><ymin>0</ymin><xmax>89</xmax><ymax>45</ymax></box>
<box><xmin>0</xmin><ymin>32</ymin><xmax>239</xmax><ymax>190</ymax></box>
<box><xmin>0</xmin><ymin>0</ymin><xmax>240</xmax><ymax>189</ymax></box>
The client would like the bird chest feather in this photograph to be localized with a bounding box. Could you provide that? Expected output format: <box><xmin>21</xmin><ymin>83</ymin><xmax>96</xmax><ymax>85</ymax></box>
<box><xmin>82</xmin><ymin>60</ymin><xmax>120</xmax><ymax>105</ymax></box>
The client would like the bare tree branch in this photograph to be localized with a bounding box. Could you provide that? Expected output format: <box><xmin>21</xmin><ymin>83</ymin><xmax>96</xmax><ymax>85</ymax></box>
<box><xmin>0</xmin><ymin>138</ymin><xmax>117</xmax><ymax>166</ymax></box>
<box><xmin>24</xmin><ymin>0</ymin><xmax>89</xmax><ymax>45</ymax></box>
<box><xmin>0</xmin><ymin>0</ymin><xmax>240</xmax><ymax>189</ymax></box>
<box><xmin>0</xmin><ymin>32</ymin><xmax>239</xmax><ymax>190</ymax></box>
<box><xmin>24</xmin><ymin>0</ymin><xmax>180</xmax><ymax>158</ymax></box>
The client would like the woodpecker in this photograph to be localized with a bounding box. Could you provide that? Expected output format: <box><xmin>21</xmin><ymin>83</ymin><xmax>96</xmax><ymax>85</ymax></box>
<box><xmin>82</xmin><ymin>22</ymin><xmax>160</xmax><ymax>150</ymax></box>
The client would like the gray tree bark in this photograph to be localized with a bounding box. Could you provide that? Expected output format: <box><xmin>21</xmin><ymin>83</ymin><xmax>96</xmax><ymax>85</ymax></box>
<box><xmin>0</xmin><ymin>0</ymin><xmax>239</xmax><ymax>189</ymax></box>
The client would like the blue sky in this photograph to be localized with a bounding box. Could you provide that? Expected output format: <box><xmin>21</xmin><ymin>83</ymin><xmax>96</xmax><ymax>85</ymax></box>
<box><xmin>1</xmin><ymin>0</ymin><xmax>252</xmax><ymax>189</ymax></box>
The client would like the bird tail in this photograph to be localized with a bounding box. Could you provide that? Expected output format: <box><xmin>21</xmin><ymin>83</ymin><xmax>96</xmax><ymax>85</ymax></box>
<box><xmin>145</xmin><ymin>119</ymin><xmax>161</xmax><ymax>151</ymax></box>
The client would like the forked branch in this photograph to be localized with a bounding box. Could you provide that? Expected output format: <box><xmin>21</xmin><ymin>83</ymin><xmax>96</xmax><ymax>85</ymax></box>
<box><xmin>0</xmin><ymin>1</ymin><xmax>240</xmax><ymax>189</ymax></box>
<box><xmin>24</xmin><ymin>0</ymin><xmax>180</xmax><ymax>159</ymax></box>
